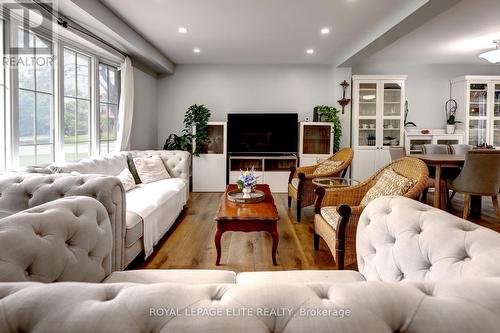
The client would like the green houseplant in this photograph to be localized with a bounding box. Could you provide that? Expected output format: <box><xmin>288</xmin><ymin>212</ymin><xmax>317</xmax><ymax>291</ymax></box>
<box><xmin>315</xmin><ymin>105</ymin><xmax>342</xmax><ymax>152</ymax></box>
<box><xmin>164</xmin><ymin>104</ymin><xmax>211</xmax><ymax>156</ymax></box>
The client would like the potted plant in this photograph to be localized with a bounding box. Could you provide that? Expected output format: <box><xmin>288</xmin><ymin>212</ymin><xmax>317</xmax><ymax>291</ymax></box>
<box><xmin>314</xmin><ymin>105</ymin><xmax>342</xmax><ymax>152</ymax></box>
<box><xmin>163</xmin><ymin>104</ymin><xmax>211</xmax><ymax>156</ymax></box>
<box><xmin>446</xmin><ymin>109</ymin><xmax>462</xmax><ymax>134</ymax></box>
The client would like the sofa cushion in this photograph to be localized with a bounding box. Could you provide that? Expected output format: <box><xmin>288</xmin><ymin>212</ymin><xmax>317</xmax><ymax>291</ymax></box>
<box><xmin>125</xmin><ymin>211</ymin><xmax>143</xmax><ymax>248</ymax></box>
<box><xmin>360</xmin><ymin>168</ymin><xmax>415</xmax><ymax>206</ymax></box>
<box><xmin>313</xmin><ymin>160</ymin><xmax>343</xmax><ymax>175</ymax></box>
<box><xmin>104</xmin><ymin>269</ymin><xmax>237</xmax><ymax>284</ymax></box>
<box><xmin>320</xmin><ymin>206</ymin><xmax>340</xmax><ymax>230</ymax></box>
<box><xmin>116</xmin><ymin>168</ymin><xmax>136</xmax><ymax>192</ymax></box>
<box><xmin>236</xmin><ymin>270</ymin><xmax>365</xmax><ymax>284</ymax></box>
<box><xmin>133</xmin><ymin>155</ymin><xmax>171</xmax><ymax>184</ymax></box>
<box><xmin>126</xmin><ymin>154</ymin><xmax>142</xmax><ymax>184</ymax></box>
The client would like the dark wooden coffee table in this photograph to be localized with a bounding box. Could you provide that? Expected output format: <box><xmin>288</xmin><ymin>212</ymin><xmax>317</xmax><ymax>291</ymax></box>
<box><xmin>215</xmin><ymin>184</ymin><xmax>279</xmax><ymax>265</ymax></box>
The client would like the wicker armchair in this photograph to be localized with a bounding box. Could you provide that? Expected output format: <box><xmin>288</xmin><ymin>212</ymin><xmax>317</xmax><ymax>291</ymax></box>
<box><xmin>288</xmin><ymin>148</ymin><xmax>353</xmax><ymax>221</ymax></box>
<box><xmin>314</xmin><ymin>157</ymin><xmax>428</xmax><ymax>269</ymax></box>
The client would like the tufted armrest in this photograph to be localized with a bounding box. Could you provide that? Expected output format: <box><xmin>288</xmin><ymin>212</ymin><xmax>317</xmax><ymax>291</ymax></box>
<box><xmin>0</xmin><ymin>196</ymin><xmax>112</xmax><ymax>283</ymax></box>
<box><xmin>0</xmin><ymin>173</ymin><xmax>126</xmax><ymax>271</ymax></box>
<box><xmin>357</xmin><ymin>196</ymin><xmax>500</xmax><ymax>282</ymax></box>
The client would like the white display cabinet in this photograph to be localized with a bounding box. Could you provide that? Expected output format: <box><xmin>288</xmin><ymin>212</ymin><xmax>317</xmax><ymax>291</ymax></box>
<box><xmin>192</xmin><ymin>122</ymin><xmax>227</xmax><ymax>192</ymax></box>
<box><xmin>404</xmin><ymin>129</ymin><xmax>465</xmax><ymax>154</ymax></box>
<box><xmin>352</xmin><ymin>75</ymin><xmax>407</xmax><ymax>181</ymax></box>
<box><xmin>451</xmin><ymin>76</ymin><xmax>500</xmax><ymax>148</ymax></box>
<box><xmin>298</xmin><ymin>122</ymin><xmax>334</xmax><ymax>166</ymax></box>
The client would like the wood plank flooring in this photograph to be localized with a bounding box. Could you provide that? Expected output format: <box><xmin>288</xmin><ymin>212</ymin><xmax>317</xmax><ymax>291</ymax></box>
<box><xmin>134</xmin><ymin>191</ymin><xmax>499</xmax><ymax>272</ymax></box>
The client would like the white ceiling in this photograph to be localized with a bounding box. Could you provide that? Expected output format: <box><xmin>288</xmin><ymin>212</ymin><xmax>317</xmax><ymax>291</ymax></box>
<box><xmin>100</xmin><ymin>0</ymin><xmax>428</xmax><ymax>65</ymax></box>
<box><xmin>363</xmin><ymin>0</ymin><xmax>500</xmax><ymax>65</ymax></box>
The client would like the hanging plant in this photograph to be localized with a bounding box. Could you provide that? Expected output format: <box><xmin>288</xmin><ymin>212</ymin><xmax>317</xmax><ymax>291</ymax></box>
<box><xmin>315</xmin><ymin>105</ymin><xmax>342</xmax><ymax>152</ymax></box>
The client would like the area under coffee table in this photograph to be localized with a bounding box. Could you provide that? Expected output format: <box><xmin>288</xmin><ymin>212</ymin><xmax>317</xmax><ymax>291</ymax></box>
<box><xmin>214</xmin><ymin>184</ymin><xmax>280</xmax><ymax>265</ymax></box>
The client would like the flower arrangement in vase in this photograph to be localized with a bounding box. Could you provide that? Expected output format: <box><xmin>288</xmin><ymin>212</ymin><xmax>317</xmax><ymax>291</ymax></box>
<box><xmin>236</xmin><ymin>167</ymin><xmax>259</xmax><ymax>198</ymax></box>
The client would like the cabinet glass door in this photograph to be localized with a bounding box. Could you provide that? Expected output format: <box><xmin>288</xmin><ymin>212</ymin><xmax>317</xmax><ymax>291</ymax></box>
<box><xmin>409</xmin><ymin>138</ymin><xmax>432</xmax><ymax>154</ymax></box>
<box><xmin>382</xmin><ymin>83</ymin><xmax>402</xmax><ymax>147</ymax></box>
<box><xmin>200</xmin><ymin>124</ymin><xmax>225</xmax><ymax>154</ymax></box>
<box><xmin>469</xmin><ymin>83</ymin><xmax>488</xmax><ymax>116</ymax></box>
<box><xmin>383</xmin><ymin>83</ymin><xmax>402</xmax><ymax>116</ymax></box>
<box><xmin>468</xmin><ymin>119</ymin><xmax>487</xmax><ymax>146</ymax></box>
<box><xmin>358</xmin><ymin>119</ymin><xmax>377</xmax><ymax>146</ymax></box>
<box><xmin>302</xmin><ymin>124</ymin><xmax>331</xmax><ymax>154</ymax></box>
<box><xmin>358</xmin><ymin>83</ymin><xmax>377</xmax><ymax>116</ymax></box>
<box><xmin>494</xmin><ymin>84</ymin><xmax>500</xmax><ymax>147</ymax></box>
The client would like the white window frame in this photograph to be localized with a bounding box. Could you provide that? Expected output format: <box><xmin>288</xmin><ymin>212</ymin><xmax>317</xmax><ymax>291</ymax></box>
<box><xmin>2</xmin><ymin>16</ymin><xmax>122</xmax><ymax>168</ymax></box>
<box><xmin>98</xmin><ymin>61</ymin><xmax>121</xmax><ymax>154</ymax></box>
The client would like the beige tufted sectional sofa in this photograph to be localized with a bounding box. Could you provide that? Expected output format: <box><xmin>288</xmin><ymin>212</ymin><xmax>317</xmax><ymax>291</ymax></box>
<box><xmin>1</xmin><ymin>196</ymin><xmax>500</xmax><ymax>332</ymax></box>
<box><xmin>3</xmin><ymin>150</ymin><xmax>191</xmax><ymax>270</ymax></box>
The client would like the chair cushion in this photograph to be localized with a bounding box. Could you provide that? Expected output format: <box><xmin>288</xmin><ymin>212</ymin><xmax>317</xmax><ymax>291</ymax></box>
<box><xmin>104</xmin><ymin>269</ymin><xmax>237</xmax><ymax>284</ymax></box>
<box><xmin>291</xmin><ymin>178</ymin><xmax>300</xmax><ymax>189</ymax></box>
<box><xmin>320</xmin><ymin>206</ymin><xmax>341</xmax><ymax>230</ymax></box>
<box><xmin>125</xmin><ymin>211</ymin><xmax>143</xmax><ymax>248</ymax></box>
<box><xmin>313</xmin><ymin>160</ymin><xmax>343</xmax><ymax>175</ymax></box>
<box><xmin>236</xmin><ymin>270</ymin><xmax>365</xmax><ymax>284</ymax></box>
<box><xmin>360</xmin><ymin>169</ymin><xmax>415</xmax><ymax>207</ymax></box>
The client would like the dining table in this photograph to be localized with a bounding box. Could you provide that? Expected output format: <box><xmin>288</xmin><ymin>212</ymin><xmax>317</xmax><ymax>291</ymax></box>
<box><xmin>412</xmin><ymin>154</ymin><xmax>465</xmax><ymax>209</ymax></box>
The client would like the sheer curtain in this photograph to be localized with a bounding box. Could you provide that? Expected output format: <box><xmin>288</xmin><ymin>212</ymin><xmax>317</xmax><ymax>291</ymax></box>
<box><xmin>116</xmin><ymin>57</ymin><xmax>134</xmax><ymax>151</ymax></box>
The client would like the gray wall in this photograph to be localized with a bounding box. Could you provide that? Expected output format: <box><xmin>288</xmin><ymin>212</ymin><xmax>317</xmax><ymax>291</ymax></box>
<box><xmin>129</xmin><ymin>67</ymin><xmax>158</xmax><ymax>150</ymax></box>
<box><xmin>352</xmin><ymin>62</ymin><xmax>500</xmax><ymax>128</ymax></box>
<box><xmin>156</xmin><ymin>64</ymin><xmax>352</xmax><ymax>148</ymax></box>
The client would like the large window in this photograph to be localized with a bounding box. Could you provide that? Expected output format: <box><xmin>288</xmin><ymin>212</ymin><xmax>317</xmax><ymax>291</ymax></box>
<box><xmin>16</xmin><ymin>29</ymin><xmax>54</xmax><ymax>167</ymax></box>
<box><xmin>99</xmin><ymin>63</ymin><xmax>120</xmax><ymax>154</ymax></box>
<box><xmin>3</xmin><ymin>19</ymin><xmax>121</xmax><ymax>170</ymax></box>
<box><xmin>63</xmin><ymin>48</ymin><xmax>92</xmax><ymax>161</ymax></box>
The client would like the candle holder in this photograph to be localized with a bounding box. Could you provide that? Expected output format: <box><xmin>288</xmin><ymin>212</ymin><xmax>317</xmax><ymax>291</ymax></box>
<box><xmin>337</xmin><ymin>80</ymin><xmax>351</xmax><ymax>114</ymax></box>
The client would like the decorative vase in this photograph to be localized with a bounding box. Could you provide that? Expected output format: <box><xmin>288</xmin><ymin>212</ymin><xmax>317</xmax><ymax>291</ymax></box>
<box><xmin>242</xmin><ymin>187</ymin><xmax>252</xmax><ymax>199</ymax></box>
<box><xmin>446</xmin><ymin>124</ymin><xmax>455</xmax><ymax>134</ymax></box>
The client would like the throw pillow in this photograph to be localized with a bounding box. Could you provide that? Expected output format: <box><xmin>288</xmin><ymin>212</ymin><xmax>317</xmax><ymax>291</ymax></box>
<box><xmin>126</xmin><ymin>154</ymin><xmax>142</xmax><ymax>184</ymax></box>
<box><xmin>360</xmin><ymin>168</ymin><xmax>415</xmax><ymax>207</ymax></box>
<box><xmin>313</xmin><ymin>160</ymin><xmax>344</xmax><ymax>175</ymax></box>
<box><xmin>116</xmin><ymin>168</ymin><xmax>137</xmax><ymax>192</ymax></box>
<box><xmin>133</xmin><ymin>155</ymin><xmax>171</xmax><ymax>184</ymax></box>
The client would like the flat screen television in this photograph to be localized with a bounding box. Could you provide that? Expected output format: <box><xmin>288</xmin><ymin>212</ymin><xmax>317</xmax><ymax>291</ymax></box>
<box><xmin>227</xmin><ymin>113</ymin><xmax>298</xmax><ymax>154</ymax></box>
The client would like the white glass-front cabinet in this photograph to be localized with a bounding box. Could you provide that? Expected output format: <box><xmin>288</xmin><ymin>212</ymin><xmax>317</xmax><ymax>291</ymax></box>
<box><xmin>192</xmin><ymin>122</ymin><xmax>227</xmax><ymax>192</ymax></box>
<box><xmin>352</xmin><ymin>75</ymin><xmax>407</xmax><ymax>181</ymax></box>
<box><xmin>451</xmin><ymin>76</ymin><xmax>500</xmax><ymax>148</ymax></box>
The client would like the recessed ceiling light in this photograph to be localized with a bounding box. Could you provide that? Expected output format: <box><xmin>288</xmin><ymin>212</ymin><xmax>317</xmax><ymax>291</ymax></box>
<box><xmin>321</xmin><ymin>27</ymin><xmax>330</xmax><ymax>35</ymax></box>
<box><xmin>193</xmin><ymin>48</ymin><xmax>201</xmax><ymax>53</ymax></box>
<box><xmin>306</xmin><ymin>49</ymin><xmax>314</xmax><ymax>54</ymax></box>
<box><xmin>178</xmin><ymin>27</ymin><xmax>188</xmax><ymax>34</ymax></box>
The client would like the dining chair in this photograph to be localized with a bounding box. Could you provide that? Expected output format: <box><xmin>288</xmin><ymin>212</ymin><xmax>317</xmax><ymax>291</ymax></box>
<box><xmin>422</xmin><ymin>144</ymin><xmax>450</xmax><ymax>154</ymax></box>
<box><xmin>446</xmin><ymin>150</ymin><xmax>500</xmax><ymax>221</ymax></box>
<box><xmin>389</xmin><ymin>146</ymin><xmax>406</xmax><ymax>161</ymax></box>
<box><xmin>288</xmin><ymin>148</ymin><xmax>353</xmax><ymax>222</ymax></box>
<box><xmin>314</xmin><ymin>157</ymin><xmax>428</xmax><ymax>269</ymax></box>
<box><xmin>450</xmin><ymin>144</ymin><xmax>473</xmax><ymax>155</ymax></box>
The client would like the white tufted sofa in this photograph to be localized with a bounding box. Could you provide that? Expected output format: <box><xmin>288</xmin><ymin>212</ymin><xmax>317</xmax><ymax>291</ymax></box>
<box><xmin>5</xmin><ymin>150</ymin><xmax>191</xmax><ymax>270</ymax></box>
<box><xmin>1</xmin><ymin>196</ymin><xmax>500</xmax><ymax>332</ymax></box>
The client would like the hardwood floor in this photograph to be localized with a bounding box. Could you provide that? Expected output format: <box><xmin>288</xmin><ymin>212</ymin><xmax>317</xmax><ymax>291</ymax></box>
<box><xmin>134</xmin><ymin>191</ymin><xmax>500</xmax><ymax>272</ymax></box>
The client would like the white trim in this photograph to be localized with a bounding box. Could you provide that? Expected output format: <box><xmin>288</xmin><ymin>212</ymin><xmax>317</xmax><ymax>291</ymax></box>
<box><xmin>352</xmin><ymin>75</ymin><xmax>408</xmax><ymax>81</ymax></box>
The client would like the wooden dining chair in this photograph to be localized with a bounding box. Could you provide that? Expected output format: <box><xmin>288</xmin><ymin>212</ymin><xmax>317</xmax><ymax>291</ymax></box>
<box><xmin>446</xmin><ymin>150</ymin><xmax>500</xmax><ymax>221</ymax></box>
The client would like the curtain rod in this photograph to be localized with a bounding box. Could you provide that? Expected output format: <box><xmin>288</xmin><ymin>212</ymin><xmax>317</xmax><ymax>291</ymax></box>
<box><xmin>31</xmin><ymin>0</ymin><xmax>128</xmax><ymax>57</ymax></box>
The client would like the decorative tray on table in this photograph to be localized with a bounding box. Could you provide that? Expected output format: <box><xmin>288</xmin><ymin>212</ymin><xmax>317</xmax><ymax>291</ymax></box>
<box><xmin>227</xmin><ymin>189</ymin><xmax>265</xmax><ymax>203</ymax></box>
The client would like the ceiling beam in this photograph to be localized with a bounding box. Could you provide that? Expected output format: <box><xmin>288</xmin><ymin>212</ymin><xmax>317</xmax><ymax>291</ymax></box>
<box><xmin>60</xmin><ymin>0</ymin><xmax>175</xmax><ymax>74</ymax></box>
<box><xmin>339</xmin><ymin>0</ymin><xmax>462</xmax><ymax>67</ymax></box>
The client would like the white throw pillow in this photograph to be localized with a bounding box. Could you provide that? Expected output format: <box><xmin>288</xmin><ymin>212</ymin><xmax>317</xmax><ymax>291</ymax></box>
<box><xmin>133</xmin><ymin>155</ymin><xmax>171</xmax><ymax>184</ymax></box>
<box><xmin>116</xmin><ymin>168</ymin><xmax>137</xmax><ymax>192</ymax></box>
